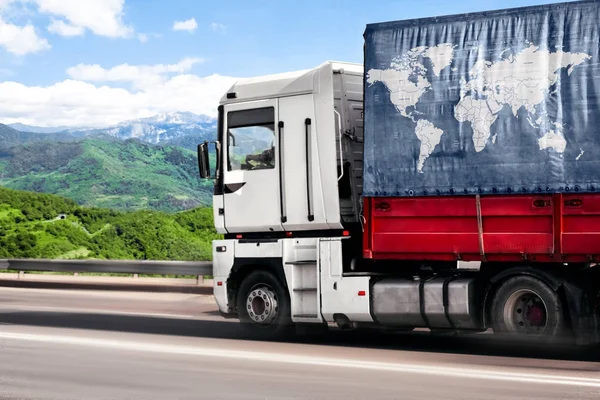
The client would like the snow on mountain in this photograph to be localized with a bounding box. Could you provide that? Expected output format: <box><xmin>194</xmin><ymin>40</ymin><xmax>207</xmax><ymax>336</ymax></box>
<box><xmin>68</xmin><ymin>112</ymin><xmax>218</xmax><ymax>145</ymax></box>
<box><xmin>141</xmin><ymin>111</ymin><xmax>215</xmax><ymax>125</ymax></box>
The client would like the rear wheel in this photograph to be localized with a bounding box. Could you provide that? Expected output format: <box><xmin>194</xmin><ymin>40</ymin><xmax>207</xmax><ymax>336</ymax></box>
<box><xmin>236</xmin><ymin>269</ymin><xmax>293</xmax><ymax>340</ymax></box>
<box><xmin>490</xmin><ymin>275</ymin><xmax>567</xmax><ymax>341</ymax></box>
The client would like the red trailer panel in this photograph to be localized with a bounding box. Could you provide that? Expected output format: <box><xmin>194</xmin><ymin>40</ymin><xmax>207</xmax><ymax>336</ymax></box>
<box><xmin>363</xmin><ymin>194</ymin><xmax>600</xmax><ymax>263</ymax></box>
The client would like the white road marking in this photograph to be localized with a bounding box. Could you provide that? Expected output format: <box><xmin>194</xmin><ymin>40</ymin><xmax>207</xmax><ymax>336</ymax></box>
<box><xmin>0</xmin><ymin>332</ymin><xmax>599</xmax><ymax>387</ymax></box>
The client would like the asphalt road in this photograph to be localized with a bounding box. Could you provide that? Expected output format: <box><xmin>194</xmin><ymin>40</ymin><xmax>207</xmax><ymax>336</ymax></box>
<box><xmin>0</xmin><ymin>285</ymin><xmax>599</xmax><ymax>400</ymax></box>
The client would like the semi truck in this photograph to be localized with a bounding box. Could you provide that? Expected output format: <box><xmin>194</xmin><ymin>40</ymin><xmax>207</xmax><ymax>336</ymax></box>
<box><xmin>198</xmin><ymin>0</ymin><xmax>600</xmax><ymax>344</ymax></box>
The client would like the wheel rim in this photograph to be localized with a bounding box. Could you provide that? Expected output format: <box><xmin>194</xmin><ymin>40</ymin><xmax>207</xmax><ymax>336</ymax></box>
<box><xmin>502</xmin><ymin>288</ymin><xmax>548</xmax><ymax>335</ymax></box>
<box><xmin>245</xmin><ymin>284</ymin><xmax>278</xmax><ymax>325</ymax></box>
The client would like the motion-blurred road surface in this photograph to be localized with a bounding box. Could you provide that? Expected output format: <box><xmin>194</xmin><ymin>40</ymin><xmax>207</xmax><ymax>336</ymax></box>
<box><xmin>0</xmin><ymin>285</ymin><xmax>599</xmax><ymax>400</ymax></box>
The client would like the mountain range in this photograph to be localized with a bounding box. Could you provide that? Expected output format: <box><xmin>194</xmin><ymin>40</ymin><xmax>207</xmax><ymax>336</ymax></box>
<box><xmin>7</xmin><ymin>111</ymin><xmax>218</xmax><ymax>150</ymax></box>
<box><xmin>0</xmin><ymin>123</ymin><xmax>84</xmax><ymax>148</ymax></box>
<box><xmin>7</xmin><ymin>123</ymin><xmax>74</xmax><ymax>134</ymax></box>
<box><xmin>0</xmin><ymin>112</ymin><xmax>222</xmax><ymax>212</ymax></box>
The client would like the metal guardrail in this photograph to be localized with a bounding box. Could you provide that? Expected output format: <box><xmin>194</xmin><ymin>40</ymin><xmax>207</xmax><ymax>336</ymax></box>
<box><xmin>0</xmin><ymin>259</ymin><xmax>213</xmax><ymax>277</ymax></box>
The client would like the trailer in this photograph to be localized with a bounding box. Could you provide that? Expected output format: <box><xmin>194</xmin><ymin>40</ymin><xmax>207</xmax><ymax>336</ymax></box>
<box><xmin>198</xmin><ymin>0</ymin><xmax>600</xmax><ymax>344</ymax></box>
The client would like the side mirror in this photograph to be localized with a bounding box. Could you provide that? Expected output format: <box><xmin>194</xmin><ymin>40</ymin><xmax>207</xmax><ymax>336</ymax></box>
<box><xmin>198</xmin><ymin>141</ymin><xmax>210</xmax><ymax>179</ymax></box>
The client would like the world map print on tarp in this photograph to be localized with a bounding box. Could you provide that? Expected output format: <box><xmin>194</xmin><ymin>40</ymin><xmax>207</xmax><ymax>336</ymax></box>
<box><xmin>363</xmin><ymin>0</ymin><xmax>600</xmax><ymax>197</ymax></box>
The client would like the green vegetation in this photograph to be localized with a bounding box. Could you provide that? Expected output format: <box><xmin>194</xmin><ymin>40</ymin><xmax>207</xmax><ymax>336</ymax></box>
<box><xmin>0</xmin><ymin>138</ymin><xmax>214</xmax><ymax>212</ymax></box>
<box><xmin>0</xmin><ymin>187</ymin><xmax>220</xmax><ymax>261</ymax></box>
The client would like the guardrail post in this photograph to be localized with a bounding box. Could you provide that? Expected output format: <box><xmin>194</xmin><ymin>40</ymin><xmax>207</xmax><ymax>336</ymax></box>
<box><xmin>196</xmin><ymin>275</ymin><xmax>204</xmax><ymax>286</ymax></box>
<box><xmin>18</xmin><ymin>271</ymin><xmax>24</xmax><ymax>279</ymax></box>
<box><xmin>133</xmin><ymin>273</ymin><xmax>138</xmax><ymax>279</ymax></box>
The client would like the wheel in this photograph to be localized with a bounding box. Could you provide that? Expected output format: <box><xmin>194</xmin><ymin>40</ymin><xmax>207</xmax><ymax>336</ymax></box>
<box><xmin>236</xmin><ymin>269</ymin><xmax>293</xmax><ymax>340</ymax></box>
<box><xmin>490</xmin><ymin>275</ymin><xmax>567</xmax><ymax>341</ymax></box>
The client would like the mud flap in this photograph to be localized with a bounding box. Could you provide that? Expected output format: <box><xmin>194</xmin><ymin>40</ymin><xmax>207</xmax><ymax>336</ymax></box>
<box><xmin>563</xmin><ymin>272</ymin><xmax>600</xmax><ymax>345</ymax></box>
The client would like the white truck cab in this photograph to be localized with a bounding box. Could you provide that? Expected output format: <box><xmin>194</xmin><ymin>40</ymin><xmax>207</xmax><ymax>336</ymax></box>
<box><xmin>198</xmin><ymin>61</ymin><xmax>368</xmax><ymax>337</ymax></box>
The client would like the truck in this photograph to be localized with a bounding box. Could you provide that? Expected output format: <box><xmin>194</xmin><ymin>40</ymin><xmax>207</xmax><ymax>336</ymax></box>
<box><xmin>198</xmin><ymin>0</ymin><xmax>600</xmax><ymax>345</ymax></box>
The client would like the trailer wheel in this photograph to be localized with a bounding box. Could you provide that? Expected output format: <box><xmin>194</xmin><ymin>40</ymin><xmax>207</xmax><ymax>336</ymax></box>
<box><xmin>236</xmin><ymin>269</ymin><xmax>293</xmax><ymax>340</ymax></box>
<box><xmin>490</xmin><ymin>275</ymin><xmax>566</xmax><ymax>340</ymax></box>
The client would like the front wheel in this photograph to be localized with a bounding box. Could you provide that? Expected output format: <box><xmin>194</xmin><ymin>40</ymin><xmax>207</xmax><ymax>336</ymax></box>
<box><xmin>236</xmin><ymin>269</ymin><xmax>293</xmax><ymax>340</ymax></box>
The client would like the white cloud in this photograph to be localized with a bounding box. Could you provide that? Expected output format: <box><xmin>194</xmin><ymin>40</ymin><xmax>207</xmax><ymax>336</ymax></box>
<box><xmin>0</xmin><ymin>60</ymin><xmax>238</xmax><ymax>127</ymax></box>
<box><xmin>0</xmin><ymin>0</ymin><xmax>49</xmax><ymax>55</ymax></box>
<box><xmin>34</xmin><ymin>0</ymin><xmax>133</xmax><ymax>38</ymax></box>
<box><xmin>66</xmin><ymin>57</ymin><xmax>204</xmax><ymax>90</ymax></box>
<box><xmin>210</xmin><ymin>23</ymin><xmax>226</xmax><ymax>33</ymax></box>
<box><xmin>172</xmin><ymin>18</ymin><xmax>197</xmax><ymax>33</ymax></box>
<box><xmin>0</xmin><ymin>0</ymin><xmax>19</xmax><ymax>12</ymax></box>
<box><xmin>0</xmin><ymin>18</ymin><xmax>50</xmax><ymax>55</ymax></box>
<box><xmin>47</xmin><ymin>18</ymin><xmax>84</xmax><ymax>37</ymax></box>
<box><xmin>0</xmin><ymin>0</ymin><xmax>15</xmax><ymax>9</ymax></box>
<box><xmin>136</xmin><ymin>32</ymin><xmax>161</xmax><ymax>44</ymax></box>
<box><xmin>0</xmin><ymin>0</ymin><xmax>26</xmax><ymax>20</ymax></box>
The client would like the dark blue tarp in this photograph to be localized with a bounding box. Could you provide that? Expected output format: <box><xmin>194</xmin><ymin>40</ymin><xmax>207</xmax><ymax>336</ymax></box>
<box><xmin>363</xmin><ymin>0</ymin><xmax>600</xmax><ymax>197</ymax></box>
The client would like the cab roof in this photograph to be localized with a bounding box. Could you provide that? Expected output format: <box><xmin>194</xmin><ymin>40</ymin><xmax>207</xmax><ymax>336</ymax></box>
<box><xmin>219</xmin><ymin>61</ymin><xmax>363</xmax><ymax>105</ymax></box>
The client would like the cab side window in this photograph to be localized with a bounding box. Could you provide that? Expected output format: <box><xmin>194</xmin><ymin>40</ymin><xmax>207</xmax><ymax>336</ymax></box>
<box><xmin>227</xmin><ymin>107</ymin><xmax>275</xmax><ymax>171</ymax></box>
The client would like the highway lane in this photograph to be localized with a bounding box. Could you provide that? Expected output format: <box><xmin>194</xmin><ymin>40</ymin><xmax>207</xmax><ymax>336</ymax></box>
<box><xmin>0</xmin><ymin>286</ymin><xmax>599</xmax><ymax>399</ymax></box>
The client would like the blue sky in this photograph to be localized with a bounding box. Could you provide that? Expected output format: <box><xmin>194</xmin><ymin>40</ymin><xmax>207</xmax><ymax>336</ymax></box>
<box><xmin>0</xmin><ymin>0</ymin><xmax>573</xmax><ymax>127</ymax></box>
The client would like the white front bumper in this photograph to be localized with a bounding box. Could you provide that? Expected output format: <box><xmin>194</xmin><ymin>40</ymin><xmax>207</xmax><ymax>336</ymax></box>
<box><xmin>213</xmin><ymin>278</ymin><xmax>230</xmax><ymax>314</ymax></box>
<box><xmin>212</xmin><ymin>239</ymin><xmax>235</xmax><ymax>315</ymax></box>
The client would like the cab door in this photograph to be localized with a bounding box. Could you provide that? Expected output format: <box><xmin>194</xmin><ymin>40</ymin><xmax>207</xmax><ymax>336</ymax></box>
<box><xmin>278</xmin><ymin>93</ymin><xmax>330</xmax><ymax>231</ymax></box>
<box><xmin>223</xmin><ymin>99</ymin><xmax>284</xmax><ymax>233</ymax></box>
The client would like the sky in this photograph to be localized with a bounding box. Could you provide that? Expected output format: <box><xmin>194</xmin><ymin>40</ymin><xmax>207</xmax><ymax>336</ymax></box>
<box><xmin>0</xmin><ymin>0</ymin><xmax>572</xmax><ymax>128</ymax></box>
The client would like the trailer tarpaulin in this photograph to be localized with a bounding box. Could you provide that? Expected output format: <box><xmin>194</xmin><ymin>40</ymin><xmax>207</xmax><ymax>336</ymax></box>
<box><xmin>363</xmin><ymin>0</ymin><xmax>600</xmax><ymax>197</ymax></box>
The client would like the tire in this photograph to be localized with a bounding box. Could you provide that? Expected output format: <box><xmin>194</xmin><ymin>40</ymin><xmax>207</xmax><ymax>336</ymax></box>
<box><xmin>490</xmin><ymin>275</ymin><xmax>567</xmax><ymax>342</ymax></box>
<box><xmin>236</xmin><ymin>269</ymin><xmax>293</xmax><ymax>340</ymax></box>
